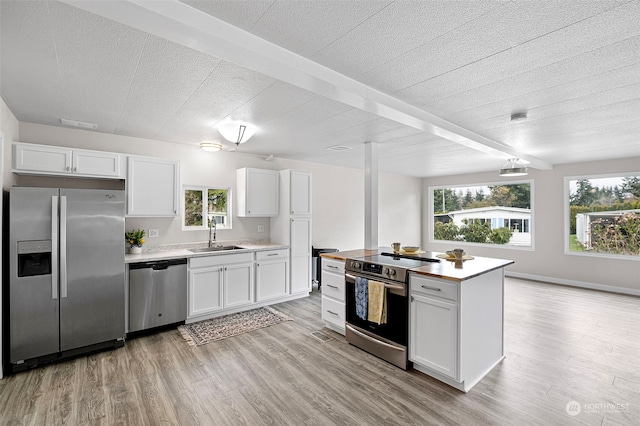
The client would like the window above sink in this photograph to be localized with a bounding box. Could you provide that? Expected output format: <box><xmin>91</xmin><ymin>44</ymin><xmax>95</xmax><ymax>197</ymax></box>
<box><xmin>183</xmin><ymin>186</ymin><xmax>231</xmax><ymax>231</ymax></box>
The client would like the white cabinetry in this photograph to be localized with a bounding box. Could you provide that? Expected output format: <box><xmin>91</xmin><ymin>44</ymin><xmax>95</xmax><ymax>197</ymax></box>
<box><xmin>236</xmin><ymin>168</ymin><xmax>278</xmax><ymax>217</ymax></box>
<box><xmin>410</xmin><ymin>288</ymin><xmax>458</xmax><ymax>378</ymax></box>
<box><xmin>255</xmin><ymin>249</ymin><xmax>289</xmax><ymax>301</ymax></box>
<box><xmin>188</xmin><ymin>252</ymin><xmax>254</xmax><ymax>319</ymax></box>
<box><xmin>270</xmin><ymin>170</ymin><xmax>312</xmax><ymax>296</ymax></box>
<box><xmin>189</xmin><ymin>265</ymin><xmax>224</xmax><ymax>317</ymax></box>
<box><xmin>409</xmin><ymin>269</ymin><xmax>505</xmax><ymax>392</ymax></box>
<box><xmin>127</xmin><ymin>156</ymin><xmax>179</xmax><ymax>217</ymax></box>
<box><xmin>321</xmin><ymin>257</ymin><xmax>346</xmax><ymax>334</ymax></box>
<box><xmin>289</xmin><ymin>170</ymin><xmax>312</xmax><ymax>215</ymax></box>
<box><xmin>13</xmin><ymin>142</ymin><xmax>123</xmax><ymax>178</ymax></box>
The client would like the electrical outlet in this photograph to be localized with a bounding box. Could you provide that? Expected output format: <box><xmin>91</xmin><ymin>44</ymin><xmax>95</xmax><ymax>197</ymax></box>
<box><xmin>257</xmin><ymin>225</ymin><xmax>265</xmax><ymax>233</ymax></box>
<box><xmin>148</xmin><ymin>228</ymin><xmax>159</xmax><ymax>238</ymax></box>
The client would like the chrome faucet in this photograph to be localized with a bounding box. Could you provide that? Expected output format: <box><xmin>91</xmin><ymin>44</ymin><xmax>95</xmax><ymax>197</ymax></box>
<box><xmin>208</xmin><ymin>218</ymin><xmax>217</xmax><ymax>247</ymax></box>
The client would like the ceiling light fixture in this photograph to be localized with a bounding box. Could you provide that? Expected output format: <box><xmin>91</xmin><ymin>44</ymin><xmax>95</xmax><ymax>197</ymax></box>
<box><xmin>217</xmin><ymin>122</ymin><xmax>256</xmax><ymax>146</ymax></box>
<box><xmin>199</xmin><ymin>142</ymin><xmax>222</xmax><ymax>152</ymax></box>
<box><xmin>60</xmin><ymin>118</ymin><xmax>98</xmax><ymax>130</ymax></box>
<box><xmin>499</xmin><ymin>158</ymin><xmax>528</xmax><ymax>177</ymax></box>
<box><xmin>326</xmin><ymin>145</ymin><xmax>352</xmax><ymax>152</ymax></box>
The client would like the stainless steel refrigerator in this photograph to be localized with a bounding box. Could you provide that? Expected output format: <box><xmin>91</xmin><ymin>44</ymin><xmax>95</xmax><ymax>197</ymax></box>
<box><xmin>8</xmin><ymin>187</ymin><xmax>125</xmax><ymax>371</ymax></box>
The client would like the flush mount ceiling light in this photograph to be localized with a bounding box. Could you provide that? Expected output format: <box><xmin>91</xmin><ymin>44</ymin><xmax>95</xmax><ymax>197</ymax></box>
<box><xmin>499</xmin><ymin>158</ymin><xmax>528</xmax><ymax>176</ymax></box>
<box><xmin>217</xmin><ymin>122</ymin><xmax>256</xmax><ymax>146</ymax></box>
<box><xmin>326</xmin><ymin>145</ymin><xmax>352</xmax><ymax>152</ymax></box>
<box><xmin>60</xmin><ymin>118</ymin><xmax>98</xmax><ymax>130</ymax></box>
<box><xmin>199</xmin><ymin>142</ymin><xmax>222</xmax><ymax>152</ymax></box>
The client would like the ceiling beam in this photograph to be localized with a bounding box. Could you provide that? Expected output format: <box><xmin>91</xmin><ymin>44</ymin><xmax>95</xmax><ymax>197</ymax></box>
<box><xmin>61</xmin><ymin>0</ymin><xmax>552</xmax><ymax>170</ymax></box>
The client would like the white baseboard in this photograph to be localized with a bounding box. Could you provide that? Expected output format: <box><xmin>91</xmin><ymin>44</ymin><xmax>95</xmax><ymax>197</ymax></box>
<box><xmin>505</xmin><ymin>271</ymin><xmax>640</xmax><ymax>297</ymax></box>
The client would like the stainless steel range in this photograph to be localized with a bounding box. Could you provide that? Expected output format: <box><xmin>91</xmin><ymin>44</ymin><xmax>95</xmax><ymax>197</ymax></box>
<box><xmin>344</xmin><ymin>252</ymin><xmax>440</xmax><ymax>369</ymax></box>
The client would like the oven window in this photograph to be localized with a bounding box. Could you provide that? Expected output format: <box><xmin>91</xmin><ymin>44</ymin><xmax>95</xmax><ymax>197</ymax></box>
<box><xmin>345</xmin><ymin>279</ymin><xmax>407</xmax><ymax>346</ymax></box>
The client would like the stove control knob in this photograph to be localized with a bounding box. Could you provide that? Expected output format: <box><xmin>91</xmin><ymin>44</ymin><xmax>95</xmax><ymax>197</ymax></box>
<box><xmin>384</xmin><ymin>268</ymin><xmax>396</xmax><ymax>276</ymax></box>
<box><xmin>352</xmin><ymin>262</ymin><xmax>361</xmax><ymax>269</ymax></box>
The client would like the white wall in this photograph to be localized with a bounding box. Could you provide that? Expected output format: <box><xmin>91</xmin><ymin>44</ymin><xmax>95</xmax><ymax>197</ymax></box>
<box><xmin>1</xmin><ymin>96</ymin><xmax>20</xmax><ymax>379</ymax></box>
<box><xmin>11</xmin><ymin>121</ymin><xmax>422</xmax><ymax>252</ymax></box>
<box><xmin>422</xmin><ymin>159</ymin><xmax>640</xmax><ymax>294</ymax></box>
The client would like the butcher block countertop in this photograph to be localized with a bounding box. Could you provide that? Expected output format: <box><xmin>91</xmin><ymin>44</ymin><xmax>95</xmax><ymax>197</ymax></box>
<box><xmin>321</xmin><ymin>247</ymin><xmax>513</xmax><ymax>282</ymax></box>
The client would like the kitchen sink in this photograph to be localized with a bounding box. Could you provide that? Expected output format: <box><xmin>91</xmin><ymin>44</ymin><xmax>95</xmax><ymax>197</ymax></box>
<box><xmin>188</xmin><ymin>245</ymin><xmax>243</xmax><ymax>253</ymax></box>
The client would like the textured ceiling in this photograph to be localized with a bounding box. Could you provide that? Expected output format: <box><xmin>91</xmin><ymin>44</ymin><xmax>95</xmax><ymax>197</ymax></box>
<box><xmin>1</xmin><ymin>0</ymin><xmax>639</xmax><ymax>177</ymax></box>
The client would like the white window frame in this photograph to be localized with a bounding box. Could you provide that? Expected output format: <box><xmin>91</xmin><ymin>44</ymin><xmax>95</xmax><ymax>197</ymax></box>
<box><xmin>564</xmin><ymin>173</ymin><xmax>640</xmax><ymax>260</ymax></box>
<box><xmin>182</xmin><ymin>186</ymin><xmax>232</xmax><ymax>231</ymax></box>
<box><xmin>428</xmin><ymin>179</ymin><xmax>535</xmax><ymax>251</ymax></box>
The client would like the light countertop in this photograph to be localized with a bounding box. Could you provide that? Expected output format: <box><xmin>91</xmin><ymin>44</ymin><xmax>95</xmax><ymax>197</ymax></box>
<box><xmin>125</xmin><ymin>242</ymin><xmax>289</xmax><ymax>264</ymax></box>
<box><xmin>321</xmin><ymin>247</ymin><xmax>513</xmax><ymax>282</ymax></box>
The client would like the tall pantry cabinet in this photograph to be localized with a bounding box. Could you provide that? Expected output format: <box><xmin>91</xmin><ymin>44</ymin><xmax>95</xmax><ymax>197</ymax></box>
<box><xmin>271</xmin><ymin>170</ymin><xmax>312</xmax><ymax>295</ymax></box>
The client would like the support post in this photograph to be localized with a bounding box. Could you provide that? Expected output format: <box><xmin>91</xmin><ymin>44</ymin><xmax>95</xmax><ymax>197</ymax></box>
<box><xmin>364</xmin><ymin>142</ymin><xmax>378</xmax><ymax>250</ymax></box>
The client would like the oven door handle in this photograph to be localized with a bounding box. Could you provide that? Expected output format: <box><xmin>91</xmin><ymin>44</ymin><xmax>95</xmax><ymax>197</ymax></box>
<box><xmin>346</xmin><ymin>324</ymin><xmax>405</xmax><ymax>352</ymax></box>
<box><xmin>345</xmin><ymin>273</ymin><xmax>405</xmax><ymax>291</ymax></box>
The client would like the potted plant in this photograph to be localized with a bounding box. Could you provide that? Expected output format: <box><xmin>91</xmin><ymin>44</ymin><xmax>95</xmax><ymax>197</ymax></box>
<box><xmin>125</xmin><ymin>229</ymin><xmax>145</xmax><ymax>254</ymax></box>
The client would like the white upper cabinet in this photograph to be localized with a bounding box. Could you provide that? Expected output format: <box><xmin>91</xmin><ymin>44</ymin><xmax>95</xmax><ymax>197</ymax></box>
<box><xmin>127</xmin><ymin>156</ymin><xmax>179</xmax><ymax>217</ymax></box>
<box><xmin>236</xmin><ymin>168</ymin><xmax>279</xmax><ymax>217</ymax></box>
<box><xmin>290</xmin><ymin>170</ymin><xmax>312</xmax><ymax>215</ymax></box>
<box><xmin>13</xmin><ymin>142</ymin><xmax>123</xmax><ymax>178</ymax></box>
<box><xmin>72</xmin><ymin>149</ymin><xmax>121</xmax><ymax>177</ymax></box>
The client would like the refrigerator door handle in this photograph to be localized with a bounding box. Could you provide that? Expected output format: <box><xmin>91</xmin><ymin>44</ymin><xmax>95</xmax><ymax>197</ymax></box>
<box><xmin>51</xmin><ymin>196</ymin><xmax>59</xmax><ymax>300</ymax></box>
<box><xmin>60</xmin><ymin>195</ymin><xmax>68</xmax><ymax>298</ymax></box>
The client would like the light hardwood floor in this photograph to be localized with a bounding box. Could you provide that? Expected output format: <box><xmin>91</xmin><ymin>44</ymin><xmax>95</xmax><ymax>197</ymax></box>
<box><xmin>1</xmin><ymin>277</ymin><xmax>638</xmax><ymax>425</ymax></box>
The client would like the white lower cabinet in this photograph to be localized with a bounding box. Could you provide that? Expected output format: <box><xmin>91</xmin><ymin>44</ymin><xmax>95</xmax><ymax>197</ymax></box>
<box><xmin>289</xmin><ymin>217</ymin><xmax>312</xmax><ymax>295</ymax></box>
<box><xmin>409</xmin><ymin>269</ymin><xmax>505</xmax><ymax>393</ymax></box>
<box><xmin>409</xmin><ymin>292</ymin><xmax>458</xmax><ymax>379</ymax></box>
<box><xmin>189</xmin><ymin>266</ymin><xmax>224</xmax><ymax>317</ymax></box>
<box><xmin>188</xmin><ymin>253</ymin><xmax>253</xmax><ymax>319</ymax></box>
<box><xmin>321</xmin><ymin>257</ymin><xmax>346</xmax><ymax>334</ymax></box>
<box><xmin>188</xmin><ymin>249</ymin><xmax>293</xmax><ymax>322</ymax></box>
<box><xmin>256</xmin><ymin>248</ymin><xmax>289</xmax><ymax>301</ymax></box>
<box><xmin>223</xmin><ymin>262</ymin><xmax>254</xmax><ymax>309</ymax></box>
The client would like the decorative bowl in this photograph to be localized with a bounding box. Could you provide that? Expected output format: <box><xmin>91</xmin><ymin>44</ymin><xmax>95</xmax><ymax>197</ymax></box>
<box><xmin>402</xmin><ymin>246</ymin><xmax>420</xmax><ymax>253</ymax></box>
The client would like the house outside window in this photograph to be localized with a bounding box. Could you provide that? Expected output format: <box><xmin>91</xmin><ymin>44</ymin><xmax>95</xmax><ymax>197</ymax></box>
<box><xmin>430</xmin><ymin>181</ymin><xmax>533</xmax><ymax>248</ymax></box>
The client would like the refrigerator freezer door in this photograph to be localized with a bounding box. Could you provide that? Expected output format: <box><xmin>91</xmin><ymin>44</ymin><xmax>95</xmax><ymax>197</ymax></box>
<box><xmin>59</xmin><ymin>189</ymin><xmax>125</xmax><ymax>351</ymax></box>
<box><xmin>9</xmin><ymin>187</ymin><xmax>60</xmax><ymax>363</ymax></box>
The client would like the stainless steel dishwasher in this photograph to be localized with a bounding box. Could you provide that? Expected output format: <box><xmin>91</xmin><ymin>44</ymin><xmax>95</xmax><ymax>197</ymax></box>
<box><xmin>129</xmin><ymin>259</ymin><xmax>187</xmax><ymax>332</ymax></box>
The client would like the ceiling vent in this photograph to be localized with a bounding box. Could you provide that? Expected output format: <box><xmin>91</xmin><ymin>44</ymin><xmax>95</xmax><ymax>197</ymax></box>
<box><xmin>60</xmin><ymin>118</ymin><xmax>98</xmax><ymax>130</ymax></box>
<box><xmin>510</xmin><ymin>111</ymin><xmax>528</xmax><ymax>121</ymax></box>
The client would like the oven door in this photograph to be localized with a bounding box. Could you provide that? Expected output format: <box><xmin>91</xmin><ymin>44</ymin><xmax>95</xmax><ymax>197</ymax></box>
<box><xmin>345</xmin><ymin>272</ymin><xmax>408</xmax><ymax>368</ymax></box>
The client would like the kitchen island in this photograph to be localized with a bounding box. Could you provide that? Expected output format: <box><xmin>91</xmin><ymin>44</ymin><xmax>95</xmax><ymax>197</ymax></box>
<box><xmin>320</xmin><ymin>247</ymin><xmax>513</xmax><ymax>392</ymax></box>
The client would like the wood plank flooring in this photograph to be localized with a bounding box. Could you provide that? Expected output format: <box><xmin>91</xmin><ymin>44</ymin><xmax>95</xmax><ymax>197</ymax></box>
<box><xmin>1</xmin><ymin>277</ymin><xmax>638</xmax><ymax>425</ymax></box>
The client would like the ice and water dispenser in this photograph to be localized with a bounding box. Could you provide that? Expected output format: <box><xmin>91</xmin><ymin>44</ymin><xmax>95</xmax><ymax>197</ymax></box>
<box><xmin>17</xmin><ymin>240</ymin><xmax>52</xmax><ymax>277</ymax></box>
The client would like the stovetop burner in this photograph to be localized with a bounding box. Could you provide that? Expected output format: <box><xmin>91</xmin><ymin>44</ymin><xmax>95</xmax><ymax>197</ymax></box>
<box><xmin>345</xmin><ymin>253</ymin><xmax>440</xmax><ymax>284</ymax></box>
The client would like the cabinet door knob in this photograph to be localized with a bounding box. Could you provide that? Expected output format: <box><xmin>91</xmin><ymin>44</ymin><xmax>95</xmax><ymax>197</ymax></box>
<box><xmin>73</xmin><ymin>166</ymin><xmax>77</xmax><ymax>172</ymax></box>
<box><xmin>66</xmin><ymin>166</ymin><xmax>70</xmax><ymax>171</ymax></box>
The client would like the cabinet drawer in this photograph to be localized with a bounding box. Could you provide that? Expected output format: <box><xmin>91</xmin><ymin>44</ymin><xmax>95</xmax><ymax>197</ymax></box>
<box><xmin>322</xmin><ymin>258</ymin><xmax>344</xmax><ymax>274</ymax></box>
<box><xmin>410</xmin><ymin>275</ymin><xmax>458</xmax><ymax>302</ymax></box>
<box><xmin>256</xmin><ymin>249</ymin><xmax>288</xmax><ymax>261</ymax></box>
<box><xmin>321</xmin><ymin>271</ymin><xmax>345</xmax><ymax>301</ymax></box>
<box><xmin>322</xmin><ymin>296</ymin><xmax>345</xmax><ymax>328</ymax></box>
<box><xmin>190</xmin><ymin>252</ymin><xmax>253</xmax><ymax>268</ymax></box>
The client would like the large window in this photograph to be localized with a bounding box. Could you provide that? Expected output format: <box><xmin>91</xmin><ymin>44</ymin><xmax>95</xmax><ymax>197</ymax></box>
<box><xmin>566</xmin><ymin>174</ymin><xmax>639</xmax><ymax>257</ymax></box>
<box><xmin>183</xmin><ymin>186</ymin><xmax>231</xmax><ymax>230</ymax></box>
<box><xmin>430</xmin><ymin>181</ymin><xmax>533</xmax><ymax>248</ymax></box>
